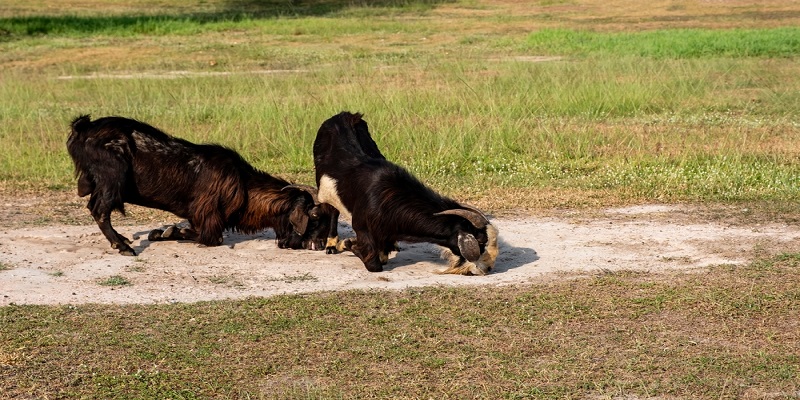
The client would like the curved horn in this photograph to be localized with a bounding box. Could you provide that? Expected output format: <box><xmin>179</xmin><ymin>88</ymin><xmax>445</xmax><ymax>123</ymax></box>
<box><xmin>282</xmin><ymin>184</ymin><xmax>319</xmax><ymax>202</ymax></box>
<box><xmin>434</xmin><ymin>206</ymin><xmax>489</xmax><ymax>229</ymax></box>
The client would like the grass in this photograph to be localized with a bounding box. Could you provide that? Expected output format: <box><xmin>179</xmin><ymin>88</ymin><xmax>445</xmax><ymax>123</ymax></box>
<box><xmin>266</xmin><ymin>272</ymin><xmax>319</xmax><ymax>283</ymax></box>
<box><xmin>1</xmin><ymin>1</ymin><xmax>799</xmax><ymax>397</ymax></box>
<box><xmin>0</xmin><ymin>0</ymin><xmax>798</xmax><ymax>211</ymax></box>
<box><xmin>98</xmin><ymin>275</ymin><xmax>132</xmax><ymax>287</ymax></box>
<box><xmin>523</xmin><ymin>27</ymin><xmax>800</xmax><ymax>58</ymax></box>
<box><xmin>1</xmin><ymin>253</ymin><xmax>798</xmax><ymax>398</ymax></box>
<box><xmin>1</xmin><ymin>56</ymin><xmax>798</xmax><ymax>208</ymax></box>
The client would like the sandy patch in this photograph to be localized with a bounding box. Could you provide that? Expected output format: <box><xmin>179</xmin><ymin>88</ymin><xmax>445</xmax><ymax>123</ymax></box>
<box><xmin>2</xmin><ymin>205</ymin><xmax>798</xmax><ymax>305</ymax></box>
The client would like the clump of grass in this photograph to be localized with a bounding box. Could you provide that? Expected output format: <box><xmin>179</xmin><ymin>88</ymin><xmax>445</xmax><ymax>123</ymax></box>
<box><xmin>125</xmin><ymin>258</ymin><xmax>148</xmax><ymax>273</ymax></box>
<box><xmin>208</xmin><ymin>275</ymin><xmax>244</xmax><ymax>287</ymax></box>
<box><xmin>97</xmin><ymin>275</ymin><xmax>131</xmax><ymax>286</ymax></box>
<box><xmin>208</xmin><ymin>275</ymin><xmax>229</xmax><ymax>285</ymax></box>
<box><xmin>0</xmin><ymin>262</ymin><xmax>12</xmax><ymax>271</ymax></box>
<box><xmin>266</xmin><ymin>272</ymin><xmax>318</xmax><ymax>283</ymax></box>
<box><xmin>125</xmin><ymin>265</ymin><xmax>146</xmax><ymax>273</ymax></box>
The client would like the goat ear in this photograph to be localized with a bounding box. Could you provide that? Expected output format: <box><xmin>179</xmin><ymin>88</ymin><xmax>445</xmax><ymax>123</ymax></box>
<box><xmin>457</xmin><ymin>232</ymin><xmax>481</xmax><ymax>262</ymax></box>
<box><xmin>289</xmin><ymin>205</ymin><xmax>309</xmax><ymax>236</ymax></box>
<box><xmin>283</xmin><ymin>185</ymin><xmax>319</xmax><ymax>203</ymax></box>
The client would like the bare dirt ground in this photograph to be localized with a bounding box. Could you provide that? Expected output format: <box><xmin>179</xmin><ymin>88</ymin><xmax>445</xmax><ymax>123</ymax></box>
<box><xmin>1</xmin><ymin>193</ymin><xmax>799</xmax><ymax>306</ymax></box>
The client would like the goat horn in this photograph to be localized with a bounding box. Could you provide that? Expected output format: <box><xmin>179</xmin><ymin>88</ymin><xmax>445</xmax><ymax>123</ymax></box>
<box><xmin>282</xmin><ymin>184</ymin><xmax>319</xmax><ymax>202</ymax></box>
<box><xmin>461</xmin><ymin>204</ymin><xmax>489</xmax><ymax>221</ymax></box>
<box><xmin>434</xmin><ymin>206</ymin><xmax>489</xmax><ymax>229</ymax></box>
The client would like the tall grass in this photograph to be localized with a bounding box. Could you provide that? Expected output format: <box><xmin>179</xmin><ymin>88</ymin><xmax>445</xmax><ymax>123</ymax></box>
<box><xmin>1</xmin><ymin>3</ymin><xmax>799</xmax><ymax>206</ymax></box>
<box><xmin>2</xmin><ymin>54</ymin><xmax>799</xmax><ymax>201</ymax></box>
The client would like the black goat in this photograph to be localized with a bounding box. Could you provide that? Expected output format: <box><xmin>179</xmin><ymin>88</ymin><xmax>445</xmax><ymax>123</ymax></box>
<box><xmin>67</xmin><ymin>115</ymin><xmax>331</xmax><ymax>255</ymax></box>
<box><xmin>313</xmin><ymin>112</ymin><xmax>499</xmax><ymax>275</ymax></box>
<box><xmin>314</xmin><ymin>113</ymin><xmax>386</xmax><ymax>255</ymax></box>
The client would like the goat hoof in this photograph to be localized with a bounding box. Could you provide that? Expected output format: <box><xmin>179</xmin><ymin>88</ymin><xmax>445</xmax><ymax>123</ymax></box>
<box><xmin>341</xmin><ymin>238</ymin><xmax>354</xmax><ymax>251</ymax></box>
<box><xmin>365</xmin><ymin>264</ymin><xmax>383</xmax><ymax>273</ymax></box>
<box><xmin>325</xmin><ymin>246</ymin><xmax>339</xmax><ymax>254</ymax></box>
<box><xmin>162</xmin><ymin>225</ymin><xmax>176</xmax><ymax>239</ymax></box>
<box><xmin>148</xmin><ymin>229</ymin><xmax>164</xmax><ymax>241</ymax></box>
<box><xmin>119</xmin><ymin>248</ymin><xmax>136</xmax><ymax>256</ymax></box>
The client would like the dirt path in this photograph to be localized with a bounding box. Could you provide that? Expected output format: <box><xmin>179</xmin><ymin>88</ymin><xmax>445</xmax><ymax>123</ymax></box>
<box><xmin>2</xmin><ymin>204</ymin><xmax>798</xmax><ymax>306</ymax></box>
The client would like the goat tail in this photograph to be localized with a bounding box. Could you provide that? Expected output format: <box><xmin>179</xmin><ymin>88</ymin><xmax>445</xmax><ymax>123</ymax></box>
<box><xmin>67</xmin><ymin>115</ymin><xmax>93</xmax><ymax>155</ymax></box>
<box><xmin>70</xmin><ymin>115</ymin><xmax>92</xmax><ymax>135</ymax></box>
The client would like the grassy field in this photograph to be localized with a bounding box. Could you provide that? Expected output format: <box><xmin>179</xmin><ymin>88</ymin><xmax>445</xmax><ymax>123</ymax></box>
<box><xmin>1</xmin><ymin>0</ymin><xmax>799</xmax><ymax>210</ymax></box>
<box><xmin>2</xmin><ymin>254</ymin><xmax>799</xmax><ymax>398</ymax></box>
<box><xmin>2</xmin><ymin>0</ymin><xmax>800</xmax><ymax>398</ymax></box>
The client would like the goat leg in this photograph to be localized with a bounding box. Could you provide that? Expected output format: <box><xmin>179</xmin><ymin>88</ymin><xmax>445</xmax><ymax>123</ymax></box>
<box><xmin>324</xmin><ymin>208</ymin><xmax>342</xmax><ymax>254</ymax></box>
<box><xmin>148</xmin><ymin>224</ymin><xmax>198</xmax><ymax>242</ymax></box>
<box><xmin>325</xmin><ymin>235</ymin><xmax>341</xmax><ymax>254</ymax></box>
<box><xmin>337</xmin><ymin>238</ymin><xmax>395</xmax><ymax>266</ymax></box>
<box><xmin>348</xmin><ymin>236</ymin><xmax>383</xmax><ymax>272</ymax></box>
<box><xmin>93</xmin><ymin>211</ymin><xmax>135</xmax><ymax>256</ymax></box>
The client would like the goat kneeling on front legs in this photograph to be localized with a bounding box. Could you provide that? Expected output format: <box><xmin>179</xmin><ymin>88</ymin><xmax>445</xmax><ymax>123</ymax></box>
<box><xmin>67</xmin><ymin>115</ymin><xmax>332</xmax><ymax>255</ymax></box>
<box><xmin>313</xmin><ymin>111</ymin><xmax>499</xmax><ymax>275</ymax></box>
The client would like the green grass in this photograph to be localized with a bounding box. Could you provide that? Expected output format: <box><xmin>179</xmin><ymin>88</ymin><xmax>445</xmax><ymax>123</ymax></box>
<box><xmin>98</xmin><ymin>275</ymin><xmax>132</xmax><ymax>287</ymax></box>
<box><xmin>1</xmin><ymin>4</ymin><xmax>799</xmax><ymax>397</ymax></box>
<box><xmin>1</xmin><ymin>2</ymin><xmax>799</xmax><ymax>209</ymax></box>
<box><xmin>0</xmin><ymin>13</ymin><xmax>437</xmax><ymax>40</ymax></box>
<box><xmin>2</xmin><ymin>253</ymin><xmax>799</xmax><ymax>398</ymax></box>
<box><xmin>2</xmin><ymin>3</ymin><xmax>799</xmax><ymax>398</ymax></box>
<box><xmin>524</xmin><ymin>27</ymin><xmax>800</xmax><ymax>58</ymax></box>
<box><xmin>1</xmin><ymin>55</ymin><xmax>797</xmax><ymax>205</ymax></box>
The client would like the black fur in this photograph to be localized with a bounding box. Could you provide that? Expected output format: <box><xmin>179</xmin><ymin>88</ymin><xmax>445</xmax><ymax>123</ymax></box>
<box><xmin>67</xmin><ymin>115</ymin><xmax>331</xmax><ymax>255</ymax></box>
<box><xmin>313</xmin><ymin>112</ymin><xmax>492</xmax><ymax>273</ymax></box>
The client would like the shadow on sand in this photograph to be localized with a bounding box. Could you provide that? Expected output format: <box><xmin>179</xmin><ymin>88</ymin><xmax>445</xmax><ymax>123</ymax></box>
<box><xmin>380</xmin><ymin>235</ymin><xmax>538</xmax><ymax>274</ymax></box>
<box><xmin>130</xmin><ymin>220</ymin><xmax>538</xmax><ymax>276</ymax></box>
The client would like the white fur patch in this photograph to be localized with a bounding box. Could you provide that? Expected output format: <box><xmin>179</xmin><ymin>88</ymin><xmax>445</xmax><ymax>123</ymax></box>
<box><xmin>318</xmin><ymin>175</ymin><xmax>352</xmax><ymax>223</ymax></box>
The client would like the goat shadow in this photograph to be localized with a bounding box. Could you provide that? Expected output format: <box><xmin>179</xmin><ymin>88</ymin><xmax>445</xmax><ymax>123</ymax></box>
<box><xmin>130</xmin><ymin>221</ymin><xmax>540</xmax><ymax>275</ymax></box>
<box><xmin>130</xmin><ymin>221</ymin><xmax>281</xmax><ymax>254</ymax></box>
<box><xmin>332</xmin><ymin>222</ymin><xmax>540</xmax><ymax>274</ymax></box>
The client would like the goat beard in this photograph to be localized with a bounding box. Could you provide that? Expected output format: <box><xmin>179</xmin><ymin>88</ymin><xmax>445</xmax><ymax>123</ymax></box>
<box><xmin>438</xmin><ymin>224</ymin><xmax>499</xmax><ymax>276</ymax></box>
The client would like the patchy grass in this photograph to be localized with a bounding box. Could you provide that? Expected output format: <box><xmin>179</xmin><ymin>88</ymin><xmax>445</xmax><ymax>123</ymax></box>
<box><xmin>266</xmin><ymin>272</ymin><xmax>318</xmax><ymax>283</ymax></box>
<box><xmin>97</xmin><ymin>275</ymin><xmax>131</xmax><ymax>287</ymax></box>
<box><xmin>125</xmin><ymin>264</ymin><xmax>146</xmax><ymax>273</ymax></box>
<box><xmin>1</xmin><ymin>253</ymin><xmax>798</xmax><ymax>398</ymax></box>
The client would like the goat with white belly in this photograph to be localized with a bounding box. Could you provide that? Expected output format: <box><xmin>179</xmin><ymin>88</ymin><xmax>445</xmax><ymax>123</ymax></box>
<box><xmin>313</xmin><ymin>111</ymin><xmax>499</xmax><ymax>275</ymax></box>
